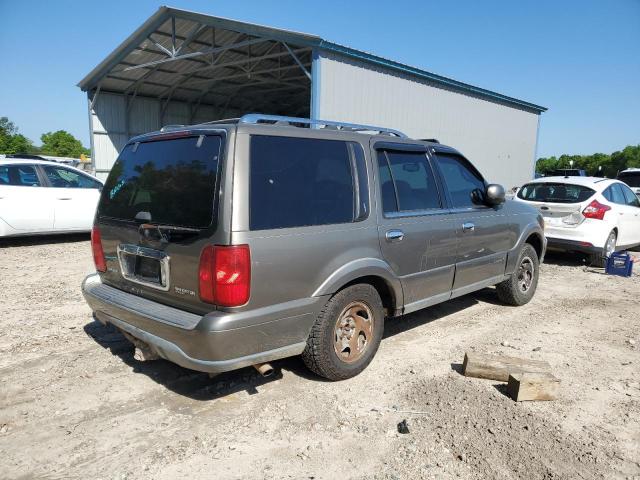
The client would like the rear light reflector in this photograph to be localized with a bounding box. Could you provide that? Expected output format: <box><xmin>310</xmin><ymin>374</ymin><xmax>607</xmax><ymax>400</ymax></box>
<box><xmin>199</xmin><ymin>245</ymin><xmax>251</xmax><ymax>307</ymax></box>
<box><xmin>91</xmin><ymin>226</ymin><xmax>107</xmax><ymax>272</ymax></box>
<box><xmin>582</xmin><ymin>200</ymin><xmax>610</xmax><ymax>220</ymax></box>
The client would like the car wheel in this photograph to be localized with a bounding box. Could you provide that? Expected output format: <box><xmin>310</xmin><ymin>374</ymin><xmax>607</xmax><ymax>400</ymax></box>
<box><xmin>496</xmin><ymin>243</ymin><xmax>539</xmax><ymax>306</ymax></box>
<box><xmin>302</xmin><ymin>284</ymin><xmax>384</xmax><ymax>381</ymax></box>
<box><xmin>589</xmin><ymin>230</ymin><xmax>616</xmax><ymax>268</ymax></box>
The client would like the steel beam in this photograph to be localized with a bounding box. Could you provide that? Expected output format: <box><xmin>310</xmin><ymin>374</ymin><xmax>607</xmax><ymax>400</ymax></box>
<box><xmin>283</xmin><ymin>42</ymin><xmax>311</xmax><ymax>80</ymax></box>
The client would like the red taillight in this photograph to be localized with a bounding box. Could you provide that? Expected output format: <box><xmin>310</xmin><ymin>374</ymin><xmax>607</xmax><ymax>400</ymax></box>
<box><xmin>582</xmin><ymin>200</ymin><xmax>611</xmax><ymax>220</ymax></box>
<box><xmin>199</xmin><ymin>245</ymin><xmax>251</xmax><ymax>307</ymax></box>
<box><xmin>91</xmin><ymin>226</ymin><xmax>107</xmax><ymax>272</ymax></box>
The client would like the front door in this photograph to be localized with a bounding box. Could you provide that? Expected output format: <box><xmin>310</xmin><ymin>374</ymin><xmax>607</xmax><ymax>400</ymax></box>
<box><xmin>432</xmin><ymin>152</ymin><xmax>511</xmax><ymax>296</ymax></box>
<box><xmin>374</xmin><ymin>144</ymin><xmax>458</xmax><ymax>313</ymax></box>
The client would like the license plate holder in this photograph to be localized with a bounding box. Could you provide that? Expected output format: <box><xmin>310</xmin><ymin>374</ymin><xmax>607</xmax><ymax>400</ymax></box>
<box><xmin>117</xmin><ymin>244</ymin><xmax>170</xmax><ymax>291</ymax></box>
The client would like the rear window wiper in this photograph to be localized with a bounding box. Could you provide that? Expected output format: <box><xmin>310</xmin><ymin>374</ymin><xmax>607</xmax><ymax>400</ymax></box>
<box><xmin>138</xmin><ymin>223</ymin><xmax>201</xmax><ymax>242</ymax></box>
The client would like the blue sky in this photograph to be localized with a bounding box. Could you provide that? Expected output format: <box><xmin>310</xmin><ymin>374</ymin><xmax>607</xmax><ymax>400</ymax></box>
<box><xmin>1</xmin><ymin>0</ymin><xmax>638</xmax><ymax>158</ymax></box>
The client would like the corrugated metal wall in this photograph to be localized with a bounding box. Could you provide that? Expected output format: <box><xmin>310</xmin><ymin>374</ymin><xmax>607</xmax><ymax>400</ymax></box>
<box><xmin>316</xmin><ymin>52</ymin><xmax>540</xmax><ymax>189</ymax></box>
<box><xmin>90</xmin><ymin>92</ymin><xmax>241</xmax><ymax>181</ymax></box>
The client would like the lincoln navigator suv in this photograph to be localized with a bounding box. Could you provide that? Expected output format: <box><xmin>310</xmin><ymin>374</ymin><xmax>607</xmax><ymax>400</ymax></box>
<box><xmin>82</xmin><ymin>114</ymin><xmax>546</xmax><ymax>381</ymax></box>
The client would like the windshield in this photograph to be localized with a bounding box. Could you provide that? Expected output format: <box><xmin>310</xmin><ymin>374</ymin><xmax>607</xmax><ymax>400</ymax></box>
<box><xmin>618</xmin><ymin>172</ymin><xmax>640</xmax><ymax>188</ymax></box>
<box><xmin>100</xmin><ymin>134</ymin><xmax>222</xmax><ymax>228</ymax></box>
<box><xmin>517</xmin><ymin>182</ymin><xmax>595</xmax><ymax>204</ymax></box>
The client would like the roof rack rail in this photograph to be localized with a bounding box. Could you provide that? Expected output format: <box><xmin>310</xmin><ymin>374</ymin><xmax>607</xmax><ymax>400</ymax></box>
<box><xmin>420</xmin><ymin>138</ymin><xmax>440</xmax><ymax>144</ymax></box>
<box><xmin>238</xmin><ymin>114</ymin><xmax>407</xmax><ymax>138</ymax></box>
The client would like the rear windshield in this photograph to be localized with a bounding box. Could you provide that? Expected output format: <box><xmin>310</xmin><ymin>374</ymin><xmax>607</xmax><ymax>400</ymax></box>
<box><xmin>618</xmin><ymin>172</ymin><xmax>640</xmax><ymax>188</ymax></box>
<box><xmin>517</xmin><ymin>182</ymin><xmax>595</xmax><ymax>204</ymax></box>
<box><xmin>100</xmin><ymin>134</ymin><xmax>222</xmax><ymax>228</ymax></box>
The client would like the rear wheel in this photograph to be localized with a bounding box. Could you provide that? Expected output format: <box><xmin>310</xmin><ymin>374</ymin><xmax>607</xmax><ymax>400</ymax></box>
<box><xmin>589</xmin><ymin>230</ymin><xmax>616</xmax><ymax>267</ymax></box>
<box><xmin>496</xmin><ymin>243</ymin><xmax>539</xmax><ymax>306</ymax></box>
<box><xmin>302</xmin><ymin>284</ymin><xmax>384</xmax><ymax>381</ymax></box>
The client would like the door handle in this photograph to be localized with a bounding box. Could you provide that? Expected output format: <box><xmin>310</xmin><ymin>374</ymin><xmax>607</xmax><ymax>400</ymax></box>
<box><xmin>462</xmin><ymin>222</ymin><xmax>475</xmax><ymax>232</ymax></box>
<box><xmin>385</xmin><ymin>229</ymin><xmax>404</xmax><ymax>242</ymax></box>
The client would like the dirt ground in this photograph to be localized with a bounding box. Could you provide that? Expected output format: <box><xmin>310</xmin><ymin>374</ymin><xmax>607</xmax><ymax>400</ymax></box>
<box><xmin>0</xmin><ymin>235</ymin><xmax>638</xmax><ymax>480</ymax></box>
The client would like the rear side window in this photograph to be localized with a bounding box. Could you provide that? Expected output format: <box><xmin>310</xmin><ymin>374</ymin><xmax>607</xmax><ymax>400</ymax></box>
<box><xmin>0</xmin><ymin>165</ymin><xmax>40</xmax><ymax>186</ymax></box>
<box><xmin>518</xmin><ymin>183</ymin><xmax>595</xmax><ymax>203</ymax></box>
<box><xmin>377</xmin><ymin>150</ymin><xmax>441</xmax><ymax>213</ymax></box>
<box><xmin>100</xmin><ymin>135</ymin><xmax>222</xmax><ymax>228</ymax></box>
<box><xmin>435</xmin><ymin>154</ymin><xmax>485</xmax><ymax>208</ymax></box>
<box><xmin>249</xmin><ymin>136</ymin><xmax>365</xmax><ymax>230</ymax></box>
<box><xmin>603</xmin><ymin>183</ymin><xmax>626</xmax><ymax>205</ymax></box>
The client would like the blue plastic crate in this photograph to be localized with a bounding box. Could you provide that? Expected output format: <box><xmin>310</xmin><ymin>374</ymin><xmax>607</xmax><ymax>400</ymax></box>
<box><xmin>605</xmin><ymin>252</ymin><xmax>633</xmax><ymax>277</ymax></box>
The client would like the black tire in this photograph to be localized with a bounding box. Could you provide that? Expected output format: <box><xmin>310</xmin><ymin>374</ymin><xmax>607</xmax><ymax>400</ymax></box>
<box><xmin>496</xmin><ymin>243</ymin><xmax>539</xmax><ymax>306</ymax></box>
<box><xmin>302</xmin><ymin>284</ymin><xmax>384</xmax><ymax>381</ymax></box>
<box><xmin>589</xmin><ymin>230</ymin><xmax>616</xmax><ymax>268</ymax></box>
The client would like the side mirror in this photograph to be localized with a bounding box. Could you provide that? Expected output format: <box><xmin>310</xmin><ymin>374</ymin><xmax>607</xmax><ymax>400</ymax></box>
<box><xmin>485</xmin><ymin>184</ymin><xmax>505</xmax><ymax>206</ymax></box>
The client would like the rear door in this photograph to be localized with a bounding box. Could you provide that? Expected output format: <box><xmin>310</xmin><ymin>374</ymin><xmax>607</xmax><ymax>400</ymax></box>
<box><xmin>0</xmin><ymin>163</ymin><xmax>53</xmax><ymax>232</ymax></box>
<box><xmin>40</xmin><ymin>165</ymin><xmax>102</xmax><ymax>230</ymax></box>
<box><xmin>608</xmin><ymin>183</ymin><xmax>640</xmax><ymax>246</ymax></box>
<box><xmin>620</xmin><ymin>183</ymin><xmax>640</xmax><ymax>244</ymax></box>
<box><xmin>374</xmin><ymin>142</ymin><xmax>457</xmax><ymax>312</ymax></box>
<box><xmin>96</xmin><ymin>131</ymin><xmax>227</xmax><ymax>314</ymax></box>
<box><xmin>432</xmin><ymin>152</ymin><xmax>512</xmax><ymax>295</ymax></box>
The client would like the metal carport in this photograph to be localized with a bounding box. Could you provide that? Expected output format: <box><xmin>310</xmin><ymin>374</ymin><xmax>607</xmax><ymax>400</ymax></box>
<box><xmin>79</xmin><ymin>6</ymin><xmax>546</xmax><ymax>187</ymax></box>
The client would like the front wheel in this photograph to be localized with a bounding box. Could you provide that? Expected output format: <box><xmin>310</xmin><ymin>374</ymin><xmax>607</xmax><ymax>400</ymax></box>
<box><xmin>496</xmin><ymin>243</ymin><xmax>539</xmax><ymax>306</ymax></box>
<box><xmin>302</xmin><ymin>284</ymin><xmax>384</xmax><ymax>381</ymax></box>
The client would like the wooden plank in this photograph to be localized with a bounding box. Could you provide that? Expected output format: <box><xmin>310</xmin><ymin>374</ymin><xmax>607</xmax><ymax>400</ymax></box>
<box><xmin>507</xmin><ymin>372</ymin><xmax>560</xmax><ymax>401</ymax></box>
<box><xmin>462</xmin><ymin>352</ymin><xmax>551</xmax><ymax>382</ymax></box>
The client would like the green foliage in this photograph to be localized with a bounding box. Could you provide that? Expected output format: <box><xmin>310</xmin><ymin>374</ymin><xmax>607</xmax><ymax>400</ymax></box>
<box><xmin>0</xmin><ymin>116</ymin><xmax>37</xmax><ymax>155</ymax></box>
<box><xmin>40</xmin><ymin>130</ymin><xmax>90</xmax><ymax>158</ymax></box>
<box><xmin>1</xmin><ymin>117</ymin><xmax>89</xmax><ymax>158</ymax></box>
<box><xmin>536</xmin><ymin>144</ymin><xmax>640</xmax><ymax>177</ymax></box>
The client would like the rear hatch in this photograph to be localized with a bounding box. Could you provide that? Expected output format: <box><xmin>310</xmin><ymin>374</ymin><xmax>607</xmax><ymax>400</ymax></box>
<box><xmin>617</xmin><ymin>171</ymin><xmax>640</xmax><ymax>196</ymax></box>
<box><xmin>95</xmin><ymin>130</ymin><xmax>228</xmax><ymax>314</ymax></box>
<box><xmin>517</xmin><ymin>182</ymin><xmax>596</xmax><ymax>228</ymax></box>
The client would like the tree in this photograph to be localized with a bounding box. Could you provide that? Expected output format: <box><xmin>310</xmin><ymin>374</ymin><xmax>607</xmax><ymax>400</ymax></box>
<box><xmin>536</xmin><ymin>144</ymin><xmax>640</xmax><ymax>177</ymax></box>
<box><xmin>40</xmin><ymin>130</ymin><xmax>90</xmax><ymax>158</ymax></box>
<box><xmin>0</xmin><ymin>116</ymin><xmax>36</xmax><ymax>154</ymax></box>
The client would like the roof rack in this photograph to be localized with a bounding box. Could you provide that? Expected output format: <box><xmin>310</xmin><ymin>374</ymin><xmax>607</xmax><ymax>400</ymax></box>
<box><xmin>238</xmin><ymin>114</ymin><xmax>407</xmax><ymax>138</ymax></box>
<box><xmin>419</xmin><ymin>138</ymin><xmax>440</xmax><ymax>144</ymax></box>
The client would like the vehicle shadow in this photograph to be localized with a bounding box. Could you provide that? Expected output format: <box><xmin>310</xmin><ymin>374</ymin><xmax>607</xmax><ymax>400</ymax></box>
<box><xmin>0</xmin><ymin>232</ymin><xmax>90</xmax><ymax>247</ymax></box>
<box><xmin>83</xmin><ymin>318</ymin><xmax>286</xmax><ymax>401</ymax></box>
<box><xmin>82</xmin><ymin>287</ymin><xmax>511</xmax><ymax>398</ymax></box>
<box><xmin>542</xmin><ymin>250</ymin><xmax>590</xmax><ymax>267</ymax></box>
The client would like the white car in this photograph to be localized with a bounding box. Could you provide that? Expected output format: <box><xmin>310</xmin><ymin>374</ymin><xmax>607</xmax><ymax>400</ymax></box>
<box><xmin>515</xmin><ymin>176</ymin><xmax>640</xmax><ymax>265</ymax></box>
<box><xmin>0</xmin><ymin>159</ymin><xmax>103</xmax><ymax>237</ymax></box>
<box><xmin>617</xmin><ymin>168</ymin><xmax>640</xmax><ymax>199</ymax></box>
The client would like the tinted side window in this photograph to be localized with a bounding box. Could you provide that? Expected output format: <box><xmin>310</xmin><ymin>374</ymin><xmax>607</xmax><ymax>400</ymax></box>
<box><xmin>43</xmin><ymin>165</ymin><xmax>101</xmax><ymax>189</ymax></box>
<box><xmin>377</xmin><ymin>150</ymin><xmax>441</xmax><ymax>213</ymax></box>
<box><xmin>250</xmin><ymin>136</ymin><xmax>357</xmax><ymax>230</ymax></box>
<box><xmin>608</xmin><ymin>183</ymin><xmax>627</xmax><ymax>205</ymax></box>
<box><xmin>620</xmin><ymin>183</ymin><xmax>640</xmax><ymax>207</ymax></box>
<box><xmin>1</xmin><ymin>165</ymin><xmax>41</xmax><ymax>186</ymax></box>
<box><xmin>435</xmin><ymin>154</ymin><xmax>485</xmax><ymax>208</ymax></box>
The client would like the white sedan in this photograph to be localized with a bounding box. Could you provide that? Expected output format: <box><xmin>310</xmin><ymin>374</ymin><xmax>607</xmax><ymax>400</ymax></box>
<box><xmin>0</xmin><ymin>159</ymin><xmax>103</xmax><ymax>237</ymax></box>
<box><xmin>514</xmin><ymin>176</ymin><xmax>640</xmax><ymax>265</ymax></box>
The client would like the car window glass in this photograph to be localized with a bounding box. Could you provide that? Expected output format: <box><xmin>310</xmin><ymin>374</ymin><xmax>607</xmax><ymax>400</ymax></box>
<box><xmin>518</xmin><ymin>183</ymin><xmax>594</xmax><ymax>203</ymax></box>
<box><xmin>620</xmin><ymin>183</ymin><xmax>640</xmax><ymax>207</ymax></box>
<box><xmin>249</xmin><ymin>136</ymin><xmax>356</xmax><ymax>230</ymax></box>
<box><xmin>377</xmin><ymin>150</ymin><xmax>441</xmax><ymax>213</ymax></box>
<box><xmin>435</xmin><ymin>154</ymin><xmax>485</xmax><ymax>208</ymax></box>
<box><xmin>3</xmin><ymin>165</ymin><xmax>41</xmax><ymax>186</ymax></box>
<box><xmin>609</xmin><ymin>183</ymin><xmax>627</xmax><ymax>205</ymax></box>
<box><xmin>43</xmin><ymin>165</ymin><xmax>100</xmax><ymax>189</ymax></box>
<box><xmin>617</xmin><ymin>172</ymin><xmax>640</xmax><ymax>188</ymax></box>
<box><xmin>602</xmin><ymin>186</ymin><xmax>613</xmax><ymax>202</ymax></box>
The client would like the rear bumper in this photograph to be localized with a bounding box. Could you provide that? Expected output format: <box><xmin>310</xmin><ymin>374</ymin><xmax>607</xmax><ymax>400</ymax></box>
<box><xmin>82</xmin><ymin>274</ymin><xmax>324</xmax><ymax>373</ymax></box>
<box><xmin>546</xmin><ymin>237</ymin><xmax>601</xmax><ymax>254</ymax></box>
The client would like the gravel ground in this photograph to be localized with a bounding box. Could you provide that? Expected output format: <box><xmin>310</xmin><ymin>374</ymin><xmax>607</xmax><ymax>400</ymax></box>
<box><xmin>0</xmin><ymin>235</ymin><xmax>638</xmax><ymax>479</ymax></box>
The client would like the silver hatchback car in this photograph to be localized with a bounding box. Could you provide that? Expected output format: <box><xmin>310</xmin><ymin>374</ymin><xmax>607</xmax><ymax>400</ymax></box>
<box><xmin>82</xmin><ymin>114</ymin><xmax>545</xmax><ymax>380</ymax></box>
